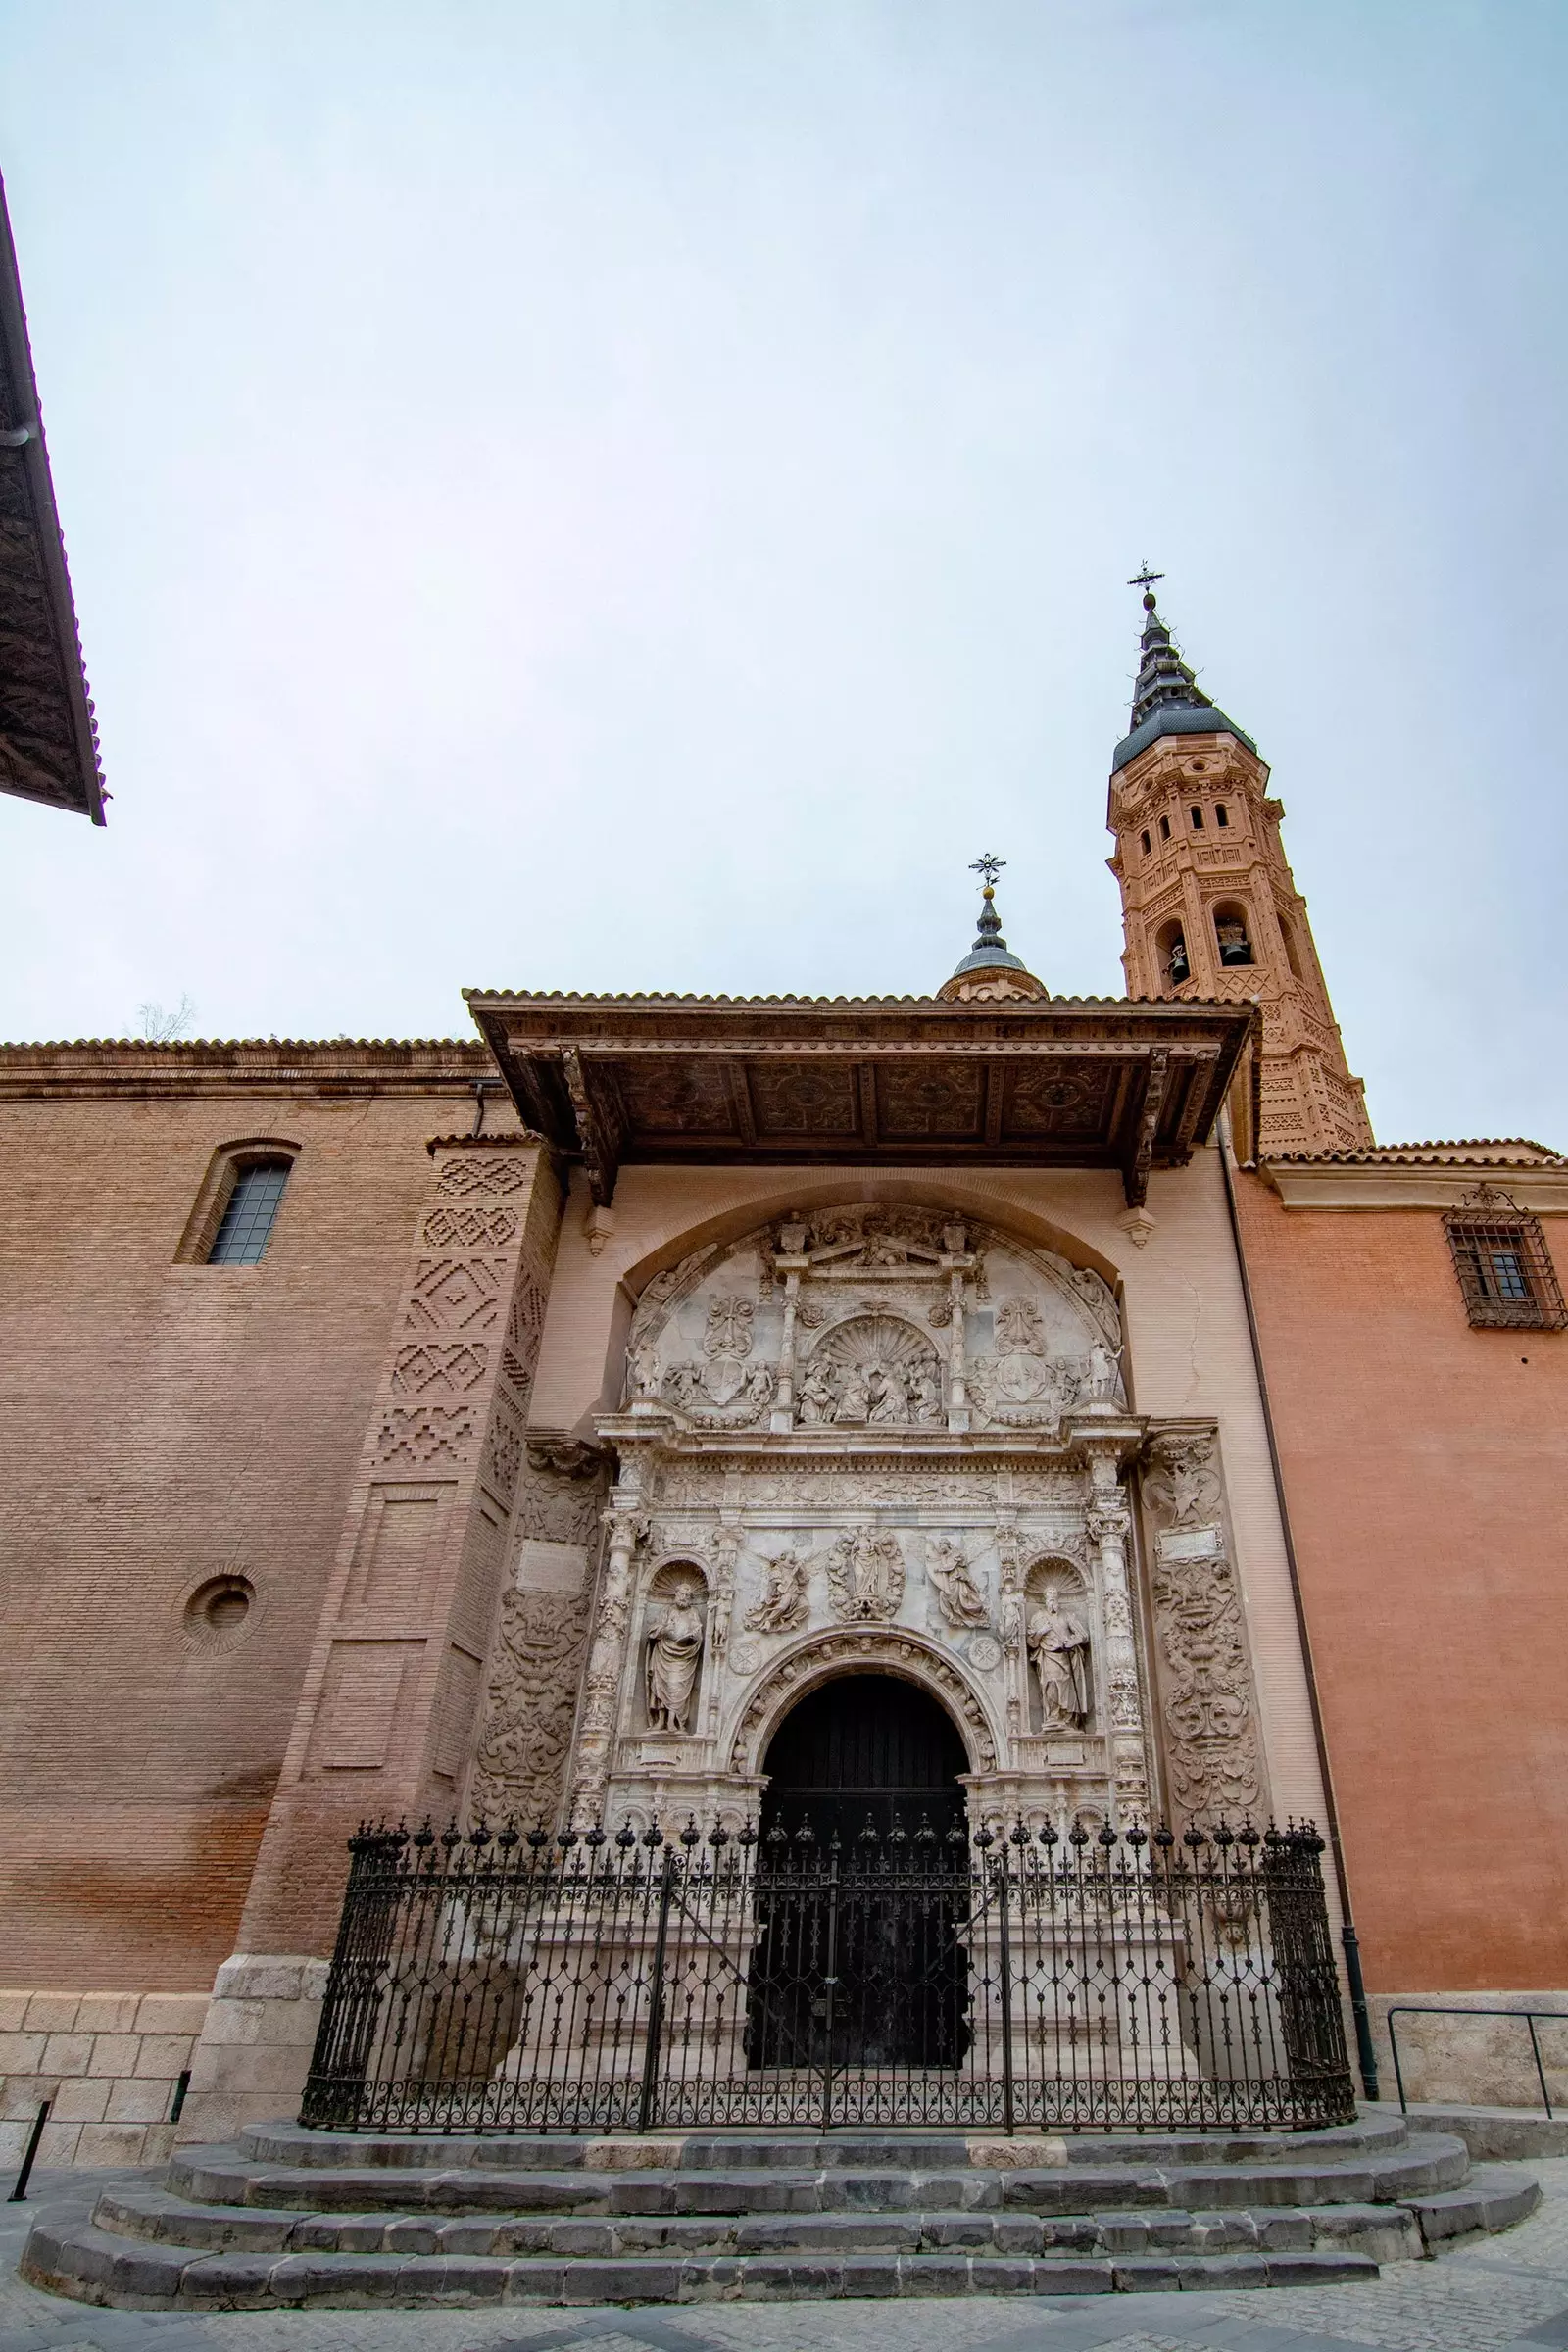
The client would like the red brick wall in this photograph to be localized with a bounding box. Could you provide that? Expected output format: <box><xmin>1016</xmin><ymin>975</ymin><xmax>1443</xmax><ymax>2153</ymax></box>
<box><xmin>0</xmin><ymin>1049</ymin><xmax>499</xmax><ymax>1986</ymax></box>
<box><xmin>1234</xmin><ymin>1171</ymin><xmax>1568</xmax><ymax>1989</ymax></box>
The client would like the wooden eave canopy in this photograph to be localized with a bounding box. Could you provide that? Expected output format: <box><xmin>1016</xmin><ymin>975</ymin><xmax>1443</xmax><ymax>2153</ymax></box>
<box><xmin>466</xmin><ymin>991</ymin><xmax>1258</xmax><ymax>1208</ymax></box>
<box><xmin>0</xmin><ymin>174</ymin><xmax>105</xmax><ymax>823</ymax></box>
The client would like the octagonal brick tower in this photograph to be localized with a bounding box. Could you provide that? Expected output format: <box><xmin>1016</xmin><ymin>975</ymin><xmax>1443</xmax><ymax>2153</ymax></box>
<box><xmin>1106</xmin><ymin>587</ymin><xmax>1373</xmax><ymax>1155</ymax></box>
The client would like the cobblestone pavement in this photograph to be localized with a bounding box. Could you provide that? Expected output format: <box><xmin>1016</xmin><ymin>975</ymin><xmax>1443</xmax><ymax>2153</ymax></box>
<box><xmin>7</xmin><ymin>2161</ymin><xmax>1568</xmax><ymax>2352</ymax></box>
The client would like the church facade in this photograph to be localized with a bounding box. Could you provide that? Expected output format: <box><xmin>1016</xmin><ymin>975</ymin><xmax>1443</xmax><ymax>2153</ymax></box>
<box><xmin>1</xmin><ymin>595</ymin><xmax>1563</xmax><ymax>2165</ymax></box>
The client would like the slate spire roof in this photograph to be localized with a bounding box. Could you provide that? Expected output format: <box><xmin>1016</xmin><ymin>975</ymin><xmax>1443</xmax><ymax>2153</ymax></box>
<box><xmin>1111</xmin><ymin>582</ymin><xmax>1256</xmax><ymax>774</ymax></box>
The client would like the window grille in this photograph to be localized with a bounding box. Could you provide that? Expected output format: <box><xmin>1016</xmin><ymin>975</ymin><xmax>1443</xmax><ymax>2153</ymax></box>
<box><xmin>208</xmin><ymin>1160</ymin><xmax>291</xmax><ymax>1264</ymax></box>
<box><xmin>1444</xmin><ymin>1185</ymin><xmax>1567</xmax><ymax>1331</ymax></box>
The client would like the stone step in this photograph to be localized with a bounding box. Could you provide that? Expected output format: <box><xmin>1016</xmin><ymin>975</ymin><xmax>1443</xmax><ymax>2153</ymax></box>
<box><xmin>89</xmin><ymin>2183</ymin><xmax>1429</xmax><ymax>2263</ymax></box>
<box><xmin>163</xmin><ymin>2132</ymin><xmax>1471</xmax><ymax>2217</ymax></box>
<box><xmin>238</xmin><ymin>2112</ymin><xmax>1411</xmax><ymax>2173</ymax></box>
<box><xmin>20</xmin><ymin>2221</ymin><xmax>1384</xmax><ymax>2307</ymax></box>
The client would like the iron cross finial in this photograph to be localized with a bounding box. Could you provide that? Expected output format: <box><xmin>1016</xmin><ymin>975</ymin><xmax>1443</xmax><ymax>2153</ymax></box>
<box><xmin>969</xmin><ymin>853</ymin><xmax>1005</xmax><ymax>890</ymax></box>
<box><xmin>1128</xmin><ymin>562</ymin><xmax>1164</xmax><ymax>595</ymax></box>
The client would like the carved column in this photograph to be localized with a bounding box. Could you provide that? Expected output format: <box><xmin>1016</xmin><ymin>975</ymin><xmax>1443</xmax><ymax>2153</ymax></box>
<box><xmin>568</xmin><ymin>1454</ymin><xmax>653</xmax><ymax>1824</ymax></box>
<box><xmin>942</xmin><ymin>1224</ymin><xmax>971</xmax><ymax>1434</ymax></box>
<box><xmin>770</xmin><ymin>1255</ymin><xmax>805</xmax><ymax>1432</ymax></box>
<box><xmin>995</xmin><ymin>1514</ymin><xmax>1026</xmax><ymax>1745</ymax></box>
<box><xmin>1082</xmin><ymin>1442</ymin><xmax>1151</xmax><ymax>1823</ymax></box>
<box><xmin>1142</xmin><ymin>1428</ymin><xmax>1267</xmax><ymax>1827</ymax></box>
<box><xmin>707</xmin><ymin>1516</ymin><xmax>743</xmax><ymax>1732</ymax></box>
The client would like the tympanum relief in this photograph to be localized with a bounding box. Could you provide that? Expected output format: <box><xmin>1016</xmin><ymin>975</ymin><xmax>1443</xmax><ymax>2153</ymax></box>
<box><xmin>527</xmin><ymin>1208</ymin><xmax>1266</xmax><ymax>1845</ymax></box>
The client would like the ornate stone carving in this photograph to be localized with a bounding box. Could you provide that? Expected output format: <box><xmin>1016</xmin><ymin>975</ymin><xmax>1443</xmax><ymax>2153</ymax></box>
<box><xmin>825</xmin><ymin>1531</ymin><xmax>906</xmax><ymax>1622</ymax></box>
<box><xmin>926</xmin><ymin>1537</ymin><xmax>990</xmax><ymax>1630</ymax></box>
<box><xmin>469</xmin><ymin>1588</ymin><xmax>592</xmax><ymax>1825</ymax></box>
<box><xmin>1149</xmin><ymin>1545</ymin><xmax>1262</xmax><ymax>1818</ymax></box>
<box><xmin>800</xmin><ymin>1314</ymin><xmax>943</xmax><ymax>1427</ymax></box>
<box><xmin>745</xmin><ymin>1547</ymin><xmax>811</xmax><ymax>1636</ymax></box>
<box><xmin>1144</xmin><ymin>1434</ymin><xmax>1223</xmax><ymax>1531</ymax></box>
<box><xmin>730</xmin><ymin>1633</ymin><xmax>996</xmax><ymax>1773</ymax></box>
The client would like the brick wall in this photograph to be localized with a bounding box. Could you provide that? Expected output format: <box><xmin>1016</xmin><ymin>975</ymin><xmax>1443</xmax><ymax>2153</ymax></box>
<box><xmin>1234</xmin><ymin>1169</ymin><xmax>1568</xmax><ymax>1990</ymax></box>
<box><xmin>0</xmin><ymin>1043</ymin><xmax>505</xmax><ymax>1989</ymax></box>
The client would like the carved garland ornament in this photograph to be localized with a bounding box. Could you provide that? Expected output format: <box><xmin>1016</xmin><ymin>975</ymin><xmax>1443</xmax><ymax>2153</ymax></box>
<box><xmin>730</xmin><ymin>1633</ymin><xmax>997</xmax><ymax>1775</ymax></box>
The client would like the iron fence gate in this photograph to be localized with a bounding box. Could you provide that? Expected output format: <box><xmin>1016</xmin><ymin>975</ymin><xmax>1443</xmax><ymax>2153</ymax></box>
<box><xmin>300</xmin><ymin>1816</ymin><xmax>1355</xmax><ymax>2134</ymax></box>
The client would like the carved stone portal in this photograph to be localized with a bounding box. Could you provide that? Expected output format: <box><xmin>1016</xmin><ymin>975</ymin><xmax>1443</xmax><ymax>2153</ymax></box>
<box><xmin>472</xmin><ymin>1208</ymin><xmax>1271</xmax><ymax>1846</ymax></box>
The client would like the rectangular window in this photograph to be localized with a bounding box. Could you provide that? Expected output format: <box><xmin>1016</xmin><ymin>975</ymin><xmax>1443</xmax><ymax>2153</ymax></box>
<box><xmin>209</xmin><ymin>1161</ymin><xmax>291</xmax><ymax>1264</ymax></box>
<box><xmin>1445</xmin><ymin>1195</ymin><xmax>1567</xmax><ymax>1330</ymax></box>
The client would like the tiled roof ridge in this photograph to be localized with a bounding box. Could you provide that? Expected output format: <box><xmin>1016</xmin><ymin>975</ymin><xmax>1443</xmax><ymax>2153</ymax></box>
<box><xmin>1270</xmin><ymin>1139</ymin><xmax>1564</xmax><ymax>1165</ymax></box>
<box><xmin>0</xmin><ymin>1035</ymin><xmax>488</xmax><ymax>1054</ymax></box>
<box><xmin>463</xmin><ymin>988</ymin><xmax>1231</xmax><ymax>1009</ymax></box>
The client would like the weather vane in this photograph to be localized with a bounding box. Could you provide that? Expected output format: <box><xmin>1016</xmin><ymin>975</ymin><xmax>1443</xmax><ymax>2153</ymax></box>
<box><xmin>969</xmin><ymin>853</ymin><xmax>1005</xmax><ymax>890</ymax></box>
<box><xmin>1128</xmin><ymin>562</ymin><xmax>1164</xmax><ymax>595</ymax></box>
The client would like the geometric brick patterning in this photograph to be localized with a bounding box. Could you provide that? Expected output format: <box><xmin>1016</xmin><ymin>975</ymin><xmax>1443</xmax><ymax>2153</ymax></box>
<box><xmin>224</xmin><ymin>1140</ymin><xmax>563</xmax><ymax>1969</ymax></box>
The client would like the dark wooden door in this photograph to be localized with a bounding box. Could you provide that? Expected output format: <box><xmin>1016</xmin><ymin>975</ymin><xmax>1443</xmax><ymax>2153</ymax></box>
<box><xmin>749</xmin><ymin>1675</ymin><xmax>971</xmax><ymax>2074</ymax></box>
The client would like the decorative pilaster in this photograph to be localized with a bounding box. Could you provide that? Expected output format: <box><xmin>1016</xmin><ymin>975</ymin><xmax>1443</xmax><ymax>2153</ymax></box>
<box><xmin>1082</xmin><ymin>1441</ymin><xmax>1151</xmax><ymax>1823</ymax></box>
<box><xmin>568</xmin><ymin>1460</ymin><xmax>653</xmax><ymax>1824</ymax></box>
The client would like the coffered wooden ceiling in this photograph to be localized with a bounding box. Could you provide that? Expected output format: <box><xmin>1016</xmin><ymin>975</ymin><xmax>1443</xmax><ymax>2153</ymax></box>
<box><xmin>467</xmin><ymin>993</ymin><xmax>1258</xmax><ymax>1209</ymax></box>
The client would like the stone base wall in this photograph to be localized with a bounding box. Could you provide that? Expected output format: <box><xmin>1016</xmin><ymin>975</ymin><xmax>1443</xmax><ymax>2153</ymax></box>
<box><xmin>1370</xmin><ymin>1991</ymin><xmax>1568</xmax><ymax>2109</ymax></box>
<box><xmin>0</xmin><ymin>1988</ymin><xmax>209</xmax><ymax>2169</ymax></box>
<box><xmin>173</xmin><ymin>1954</ymin><xmax>330</xmax><ymax>2149</ymax></box>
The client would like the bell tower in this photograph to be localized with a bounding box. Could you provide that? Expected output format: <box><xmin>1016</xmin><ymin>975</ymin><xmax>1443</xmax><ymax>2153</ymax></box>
<box><xmin>1106</xmin><ymin>576</ymin><xmax>1373</xmax><ymax>1155</ymax></box>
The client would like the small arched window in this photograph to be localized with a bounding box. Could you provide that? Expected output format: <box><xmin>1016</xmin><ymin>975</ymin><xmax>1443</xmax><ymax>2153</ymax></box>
<box><xmin>1212</xmin><ymin>902</ymin><xmax>1254</xmax><ymax>968</ymax></box>
<box><xmin>176</xmin><ymin>1141</ymin><xmax>300</xmax><ymax>1265</ymax></box>
<box><xmin>208</xmin><ymin>1160</ymin><xmax>292</xmax><ymax>1262</ymax></box>
<box><xmin>1189</xmin><ymin>805</ymin><xmax>1204</xmax><ymax>829</ymax></box>
<box><xmin>1140</xmin><ymin>829</ymin><xmax>1152</xmax><ymax>856</ymax></box>
<box><xmin>1215</xmin><ymin>804</ymin><xmax>1229</xmax><ymax>827</ymax></box>
<box><xmin>1158</xmin><ymin>814</ymin><xmax>1171</xmax><ymax>841</ymax></box>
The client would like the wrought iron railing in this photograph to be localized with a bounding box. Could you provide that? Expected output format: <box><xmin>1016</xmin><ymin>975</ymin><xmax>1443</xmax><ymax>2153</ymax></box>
<box><xmin>300</xmin><ymin>1816</ymin><xmax>1355</xmax><ymax>2134</ymax></box>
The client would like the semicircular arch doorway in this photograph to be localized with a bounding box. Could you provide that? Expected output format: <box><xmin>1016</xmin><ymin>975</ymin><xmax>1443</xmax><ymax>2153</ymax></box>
<box><xmin>749</xmin><ymin>1674</ymin><xmax>971</xmax><ymax>2073</ymax></box>
<box><xmin>759</xmin><ymin>1672</ymin><xmax>969</xmax><ymax>1849</ymax></box>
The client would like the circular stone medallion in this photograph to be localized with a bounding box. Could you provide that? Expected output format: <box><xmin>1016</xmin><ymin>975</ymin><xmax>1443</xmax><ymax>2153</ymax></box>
<box><xmin>967</xmin><ymin>1632</ymin><xmax>1004</xmax><ymax>1673</ymax></box>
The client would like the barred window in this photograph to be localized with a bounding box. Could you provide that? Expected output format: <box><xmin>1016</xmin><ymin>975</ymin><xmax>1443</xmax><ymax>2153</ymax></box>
<box><xmin>1444</xmin><ymin>1187</ymin><xmax>1567</xmax><ymax>1331</ymax></box>
<box><xmin>208</xmin><ymin>1160</ymin><xmax>291</xmax><ymax>1264</ymax></box>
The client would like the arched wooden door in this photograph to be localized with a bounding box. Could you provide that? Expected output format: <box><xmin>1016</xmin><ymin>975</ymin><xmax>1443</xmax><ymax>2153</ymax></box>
<box><xmin>749</xmin><ymin>1674</ymin><xmax>971</xmax><ymax>2075</ymax></box>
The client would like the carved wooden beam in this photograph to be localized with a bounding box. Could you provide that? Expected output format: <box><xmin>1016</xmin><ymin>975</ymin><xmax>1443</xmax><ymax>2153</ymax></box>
<box><xmin>983</xmin><ymin>1062</ymin><xmax>1004</xmax><ymax>1149</ymax></box>
<box><xmin>857</xmin><ymin>1061</ymin><xmax>879</xmax><ymax>1148</ymax></box>
<box><xmin>1122</xmin><ymin>1047</ymin><xmax>1171</xmax><ymax>1207</ymax></box>
<box><xmin>561</xmin><ymin>1047</ymin><xmax>622</xmax><ymax>1207</ymax></box>
<box><xmin>724</xmin><ymin>1061</ymin><xmax>758</xmax><ymax>1146</ymax></box>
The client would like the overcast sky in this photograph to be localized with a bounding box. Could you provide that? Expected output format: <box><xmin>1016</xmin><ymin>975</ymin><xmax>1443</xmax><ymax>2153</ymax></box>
<box><xmin>2</xmin><ymin>1</ymin><xmax>1564</xmax><ymax>1146</ymax></box>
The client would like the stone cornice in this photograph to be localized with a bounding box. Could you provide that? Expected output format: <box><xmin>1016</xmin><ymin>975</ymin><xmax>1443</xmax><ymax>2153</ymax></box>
<box><xmin>0</xmin><ymin>1037</ymin><xmax>493</xmax><ymax>1100</ymax></box>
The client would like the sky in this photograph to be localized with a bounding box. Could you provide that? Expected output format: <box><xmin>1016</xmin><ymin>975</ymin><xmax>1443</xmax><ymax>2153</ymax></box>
<box><xmin>2</xmin><ymin>0</ymin><xmax>1564</xmax><ymax>1146</ymax></box>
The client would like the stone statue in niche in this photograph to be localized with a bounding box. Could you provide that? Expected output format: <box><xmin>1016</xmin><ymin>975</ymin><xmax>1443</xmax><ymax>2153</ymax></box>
<box><xmin>1028</xmin><ymin>1584</ymin><xmax>1092</xmax><ymax>1729</ymax></box>
<box><xmin>745</xmin><ymin>1547</ymin><xmax>811</xmax><ymax>1636</ymax></box>
<box><xmin>624</xmin><ymin>1342</ymin><xmax>662</xmax><ymax>1403</ymax></box>
<box><xmin>645</xmin><ymin>1575</ymin><xmax>706</xmax><ymax>1732</ymax></box>
<box><xmin>1086</xmin><ymin>1341</ymin><xmax>1120</xmax><ymax>1401</ymax></box>
<box><xmin>926</xmin><ymin>1537</ymin><xmax>990</xmax><ymax>1631</ymax></box>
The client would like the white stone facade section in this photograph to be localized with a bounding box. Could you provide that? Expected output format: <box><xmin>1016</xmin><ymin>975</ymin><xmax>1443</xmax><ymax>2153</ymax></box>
<box><xmin>173</xmin><ymin>1954</ymin><xmax>330</xmax><ymax>2148</ymax></box>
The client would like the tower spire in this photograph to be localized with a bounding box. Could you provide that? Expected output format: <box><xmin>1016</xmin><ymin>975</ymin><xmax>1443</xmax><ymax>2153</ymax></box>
<box><xmin>936</xmin><ymin>855</ymin><xmax>1046</xmax><ymax>1003</ymax></box>
<box><xmin>1113</xmin><ymin>569</ymin><xmax>1254</xmax><ymax>772</ymax></box>
<box><xmin>1104</xmin><ymin>575</ymin><xmax>1373</xmax><ymax>1154</ymax></box>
